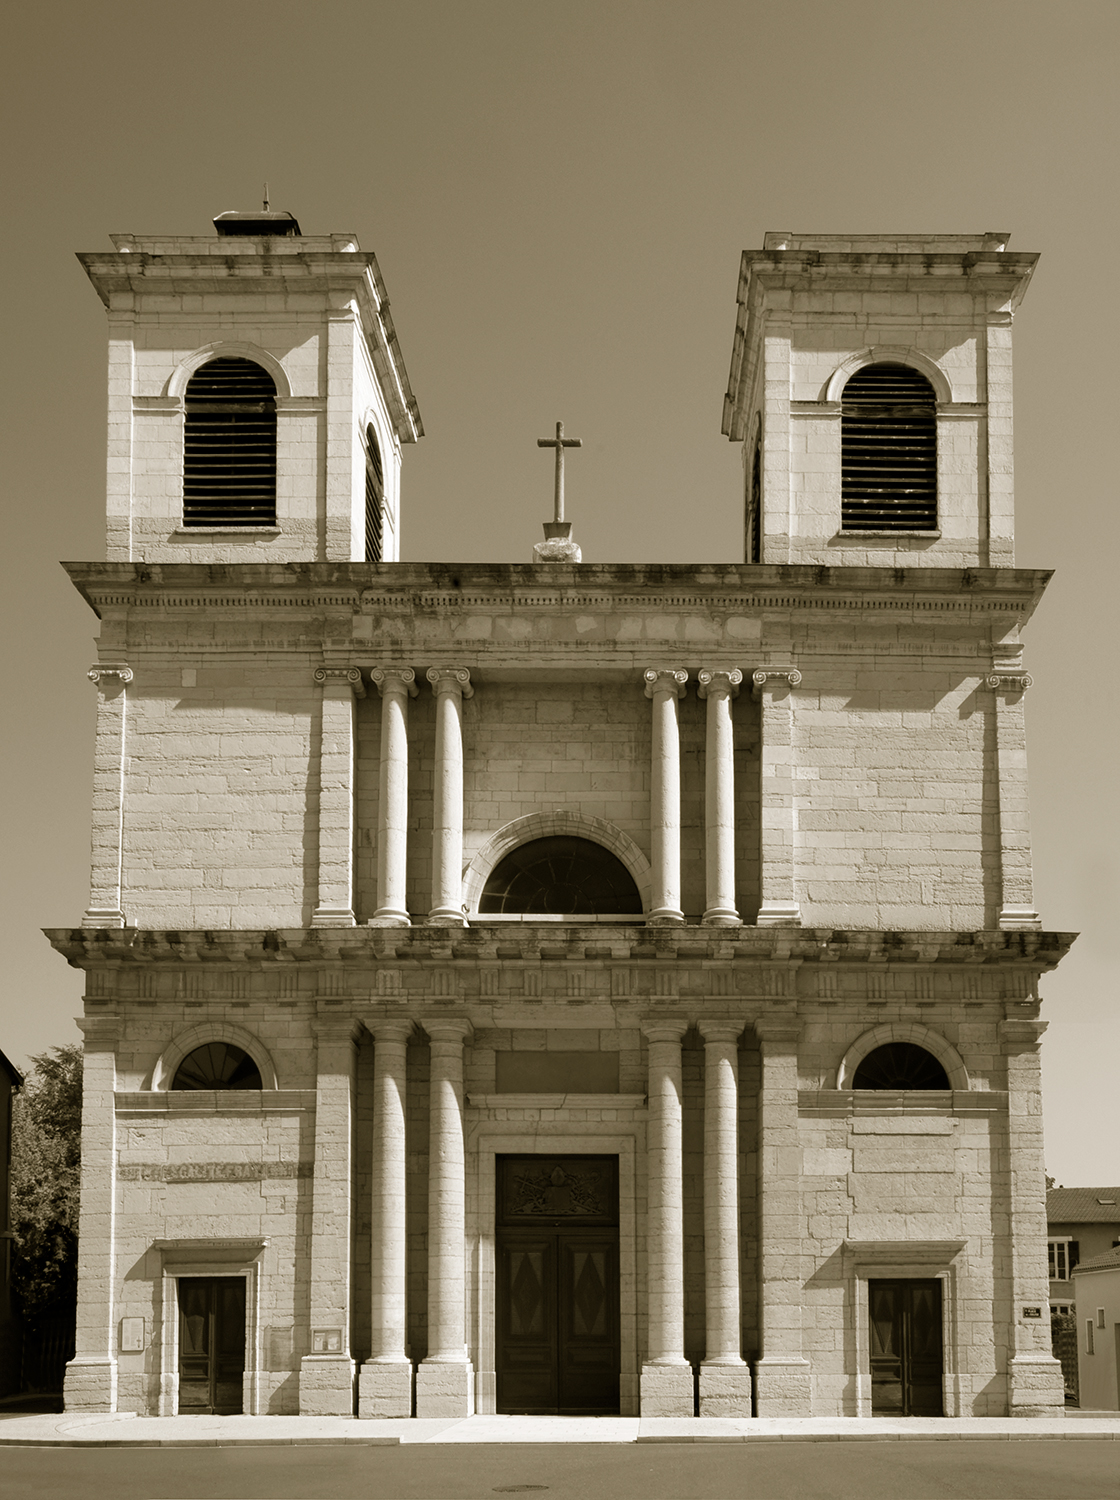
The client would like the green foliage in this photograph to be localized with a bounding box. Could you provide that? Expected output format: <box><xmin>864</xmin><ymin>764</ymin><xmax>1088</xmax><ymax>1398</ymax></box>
<box><xmin>10</xmin><ymin>1044</ymin><xmax>83</xmax><ymax>1321</ymax></box>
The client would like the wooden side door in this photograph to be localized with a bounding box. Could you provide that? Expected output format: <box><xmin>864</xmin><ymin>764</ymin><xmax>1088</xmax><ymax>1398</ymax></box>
<box><xmin>869</xmin><ymin>1278</ymin><xmax>943</xmax><ymax>1417</ymax></box>
<box><xmin>177</xmin><ymin>1276</ymin><xmax>246</xmax><ymax>1414</ymax></box>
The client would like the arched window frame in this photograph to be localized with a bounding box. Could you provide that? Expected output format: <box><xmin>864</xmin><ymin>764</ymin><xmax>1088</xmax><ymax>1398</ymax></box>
<box><xmin>179</xmin><ymin>355</ymin><xmax>279</xmax><ymax>527</ymax></box>
<box><xmin>835</xmin><ymin>1022</ymin><xmax>970</xmax><ymax>1092</ymax></box>
<box><xmin>463</xmin><ymin>812</ymin><xmax>652</xmax><ymax>917</ymax></box>
<box><xmin>363</xmin><ymin>422</ymin><xmax>384</xmax><ymax>562</ymax></box>
<box><xmin>150</xmin><ymin>1022</ymin><xmax>279</xmax><ymax>1091</ymax></box>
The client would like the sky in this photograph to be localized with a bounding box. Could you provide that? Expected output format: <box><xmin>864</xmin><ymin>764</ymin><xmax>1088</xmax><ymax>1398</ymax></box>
<box><xmin>1</xmin><ymin>0</ymin><xmax>1117</xmax><ymax>1184</ymax></box>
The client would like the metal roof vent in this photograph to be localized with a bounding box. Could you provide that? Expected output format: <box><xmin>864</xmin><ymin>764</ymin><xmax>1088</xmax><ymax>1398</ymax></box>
<box><xmin>213</xmin><ymin>210</ymin><xmax>301</xmax><ymax>236</ymax></box>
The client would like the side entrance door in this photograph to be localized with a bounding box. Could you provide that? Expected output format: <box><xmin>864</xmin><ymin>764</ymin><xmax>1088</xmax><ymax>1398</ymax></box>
<box><xmin>868</xmin><ymin>1278</ymin><xmax>944</xmax><ymax>1416</ymax></box>
<box><xmin>496</xmin><ymin>1155</ymin><xmax>620</xmax><ymax>1415</ymax></box>
<box><xmin>178</xmin><ymin>1276</ymin><xmax>246</xmax><ymax>1414</ymax></box>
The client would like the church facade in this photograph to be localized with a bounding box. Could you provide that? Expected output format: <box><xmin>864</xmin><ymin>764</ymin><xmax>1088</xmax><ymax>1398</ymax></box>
<box><xmin>50</xmin><ymin>219</ymin><xmax>1073</xmax><ymax>1421</ymax></box>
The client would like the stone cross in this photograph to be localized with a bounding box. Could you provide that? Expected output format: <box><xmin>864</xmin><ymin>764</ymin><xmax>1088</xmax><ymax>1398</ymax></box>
<box><xmin>536</xmin><ymin>421</ymin><xmax>582</xmax><ymax>525</ymax></box>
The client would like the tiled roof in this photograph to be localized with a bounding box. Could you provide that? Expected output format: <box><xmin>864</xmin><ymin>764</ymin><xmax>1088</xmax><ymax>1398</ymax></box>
<box><xmin>1073</xmin><ymin>1245</ymin><xmax>1120</xmax><ymax>1274</ymax></box>
<box><xmin>1047</xmin><ymin>1187</ymin><xmax>1120</xmax><ymax>1224</ymax></box>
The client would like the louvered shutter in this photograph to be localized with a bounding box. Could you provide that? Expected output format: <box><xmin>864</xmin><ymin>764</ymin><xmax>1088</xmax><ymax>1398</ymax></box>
<box><xmin>183</xmin><ymin>357</ymin><xmax>277</xmax><ymax>525</ymax></box>
<box><xmin>364</xmin><ymin>426</ymin><xmax>384</xmax><ymax>562</ymax></box>
<box><xmin>841</xmin><ymin>363</ymin><xmax>937</xmax><ymax>531</ymax></box>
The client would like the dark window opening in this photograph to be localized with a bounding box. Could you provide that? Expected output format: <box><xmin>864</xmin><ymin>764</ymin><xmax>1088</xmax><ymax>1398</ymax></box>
<box><xmin>841</xmin><ymin>362</ymin><xmax>937</xmax><ymax>531</ymax></box>
<box><xmin>365</xmin><ymin>425</ymin><xmax>384</xmax><ymax>562</ymax></box>
<box><xmin>852</xmin><ymin>1042</ymin><xmax>951</xmax><ymax>1091</ymax></box>
<box><xmin>480</xmin><ymin>836</ymin><xmax>642</xmax><ymax>915</ymax></box>
<box><xmin>183</xmin><ymin>357</ymin><xmax>277</xmax><ymax>526</ymax></box>
<box><xmin>746</xmin><ymin>430</ymin><xmax>762</xmax><ymax>563</ymax></box>
<box><xmin>171</xmin><ymin>1042</ymin><xmax>264</xmax><ymax>1091</ymax></box>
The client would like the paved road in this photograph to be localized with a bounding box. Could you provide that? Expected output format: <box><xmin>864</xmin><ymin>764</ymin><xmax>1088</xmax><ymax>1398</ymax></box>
<box><xmin>3</xmin><ymin>1441</ymin><xmax>1119</xmax><ymax>1500</ymax></box>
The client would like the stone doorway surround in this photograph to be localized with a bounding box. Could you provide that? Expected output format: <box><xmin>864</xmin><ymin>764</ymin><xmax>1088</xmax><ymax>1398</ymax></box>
<box><xmin>154</xmin><ymin>1240</ymin><xmax>267</xmax><ymax>1417</ymax></box>
<box><xmin>466</xmin><ymin>1108</ymin><xmax>644</xmax><ymax>1416</ymax></box>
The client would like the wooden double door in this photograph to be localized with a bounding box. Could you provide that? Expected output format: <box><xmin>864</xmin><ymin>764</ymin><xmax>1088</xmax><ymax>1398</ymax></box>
<box><xmin>178</xmin><ymin>1276</ymin><xmax>246</xmax><ymax>1414</ymax></box>
<box><xmin>868</xmin><ymin>1278</ymin><xmax>944</xmax><ymax>1416</ymax></box>
<box><xmin>496</xmin><ymin>1155</ymin><xmax>620</xmax><ymax>1415</ymax></box>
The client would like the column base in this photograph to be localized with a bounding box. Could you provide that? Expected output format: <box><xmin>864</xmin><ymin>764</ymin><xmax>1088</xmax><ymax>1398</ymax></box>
<box><xmin>368</xmin><ymin>910</ymin><xmax>411</xmax><ymax>927</ymax></box>
<box><xmin>311</xmin><ymin>908</ymin><xmax>357</xmax><ymax>929</ymax></box>
<box><xmin>1007</xmin><ymin>1353</ymin><xmax>1065</xmax><ymax>1415</ymax></box>
<box><xmin>640</xmin><ymin>1361</ymin><xmax>694</xmax><ymax>1416</ymax></box>
<box><xmin>698</xmin><ymin>1360</ymin><xmax>753</xmax><ymax>1416</ymax></box>
<box><xmin>647</xmin><ymin>909</ymin><xmax>685</xmax><ymax>925</ymax></box>
<box><xmin>753</xmin><ymin>1355</ymin><xmax>811</xmax><ymax>1415</ymax></box>
<box><xmin>358</xmin><ymin>1359</ymin><xmax>413</xmax><ymax>1417</ymax></box>
<box><xmin>702</xmin><ymin>908</ymin><xmax>741</xmax><ymax>926</ymax></box>
<box><xmin>427</xmin><ymin>908</ymin><xmax>468</xmax><ymax>926</ymax></box>
<box><xmin>82</xmin><ymin>908</ymin><xmax>125</xmax><ymax>929</ymax></box>
<box><xmin>999</xmin><ymin>905</ymin><xmax>1042</xmax><ymax>931</ymax></box>
<box><xmin>63</xmin><ymin>1356</ymin><xmax>117</xmax><ymax>1412</ymax></box>
<box><xmin>755</xmin><ymin>901</ymin><xmax>802</xmax><ymax>927</ymax></box>
<box><xmin>298</xmin><ymin>1353</ymin><xmax>356</xmax><ymax>1415</ymax></box>
<box><xmin>415</xmin><ymin>1358</ymin><xmax>474</xmax><ymax>1416</ymax></box>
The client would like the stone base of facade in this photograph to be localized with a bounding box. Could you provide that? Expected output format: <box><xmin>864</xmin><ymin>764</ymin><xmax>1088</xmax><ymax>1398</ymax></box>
<box><xmin>63</xmin><ymin>1356</ymin><xmax>117</xmax><ymax>1412</ymax></box>
<box><xmin>415</xmin><ymin>1359</ymin><xmax>474</xmax><ymax>1416</ymax></box>
<box><xmin>358</xmin><ymin>1359</ymin><xmax>413</xmax><ymax>1418</ymax></box>
<box><xmin>1006</xmin><ymin>1353</ymin><xmax>1066</xmax><ymax>1416</ymax></box>
<box><xmin>698</xmin><ymin>1360</ymin><xmax>753</xmax><ymax>1416</ymax></box>
<box><xmin>298</xmin><ymin>1353</ymin><xmax>356</xmax><ymax>1415</ymax></box>
<box><xmin>640</xmin><ymin>1361</ymin><xmax>694</xmax><ymax>1416</ymax></box>
<box><xmin>753</xmin><ymin>1355</ymin><xmax>812</xmax><ymax>1416</ymax></box>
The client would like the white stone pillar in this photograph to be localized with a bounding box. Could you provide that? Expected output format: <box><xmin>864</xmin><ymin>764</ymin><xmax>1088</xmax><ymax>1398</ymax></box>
<box><xmin>752</xmin><ymin>668</ymin><xmax>802</xmax><ymax>926</ymax></box>
<box><xmin>370</xmin><ymin>667</ymin><xmax>418</xmax><ymax>926</ymax></box>
<box><xmin>416</xmin><ymin>1019</ymin><xmax>474</xmax><ymax>1415</ymax></box>
<box><xmin>1001</xmin><ymin>1018</ymin><xmax>1065</xmax><ymax>1414</ymax></box>
<box><xmin>427</xmin><ymin>667</ymin><xmax>473</xmax><ymax>925</ymax></box>
<box><xmin>299</xmin><ymin>1017</ymin><xmax>358</xmax><ymax>1415</ymax></box>
<box><xmin>359</xmin><ymin>1019</ymin><xmax>413</xmax><ymax>1417</ymax></box>
<box><xmin>698</xmin><ymin>669</ymin><xmax>743</xmax><ymax>926</ymax></box>
<box><xmin>698</xmin><ymin>1023</ymin><xmax>752</xmax><ymax>1415</ymax></box>
<box><xmin>753</xmin><ymin>1017</ymin><xmax>811</xmax><ymax>1415</ymax></box>
<box><xmin>987</xmin><ymin>671</ymin><xmax>1041</xmax><ymax>930</ymax></box>
<box><xmin>84</xmin><ymin>666</ymin><xmax>131</xmax><ymax>928</ymax></box>
<box><xmin>640</xmin><ymin>1022</ymin><xmax>692</xmax><ymax>1414</ymax></box>
<box><xmin>644</xmin><ymin>669</ymin><xmax>688</xmax><ymax>923</ymax></box>
<box><xmin>63</xmin><ymin>1015</ymin><xmax>120</xmax><ymax>1411</ymax></box>
<box><xmin>312</xmin><ymin>666</ymin><xmax>364</xmax><ymax>928</ymax></box>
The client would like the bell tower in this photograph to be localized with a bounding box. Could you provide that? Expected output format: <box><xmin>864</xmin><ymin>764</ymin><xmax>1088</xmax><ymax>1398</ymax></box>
<box><xmin>79</xmin><ymin>210</ymin><xmax>422</xmax><ymax>564</ymax></box>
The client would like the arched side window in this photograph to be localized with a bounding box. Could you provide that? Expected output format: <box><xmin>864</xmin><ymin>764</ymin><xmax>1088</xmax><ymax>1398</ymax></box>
<box><xmin>364</xmin><ymin>425</ymin><xmax>384</xmax><ymax>562</ymax></box>
<box><xmin>852</xmin><ymin>1042</ymin><xmax>950</xmax><ymax>1091</ymax></box>
<box><xmin>480</xmin><ymin>836</ymin><xmax>643</xmax><ymax>915</ymax></box>
<box><xmin>745</xmin><ymin>426</ymin><xmax>762</xmax><ymax>563</ymax></box>
<box><xmin>183</xmin><ymin>357</ymin><xmax>277</xmax><ymax>526</ymax></box>
<box><xmin>171</xmin><ymin>1042</ymin><xmax>263</xmax><ymax>1091</ymax></box>
<box><xmin>841</xmin><ymin>362</ymin><xmax>937</xmax><ymax>532</ymax></box>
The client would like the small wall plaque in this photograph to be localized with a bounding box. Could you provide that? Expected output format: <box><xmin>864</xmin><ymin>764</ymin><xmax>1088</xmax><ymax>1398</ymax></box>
<box><xmin>120</xmin><ymin>1317</ymin><xmax>146</xmax><ymax>1352</ymax></box>
<box><xmin>312</xmin><ymin>1328</ymin><xmax>343</xmax><ymax>1353</ymax></box>
<box><xmin>1022</xmin><ymin>1306</ymin><xmax>1042</xmax><ymax>1319</ymax></box>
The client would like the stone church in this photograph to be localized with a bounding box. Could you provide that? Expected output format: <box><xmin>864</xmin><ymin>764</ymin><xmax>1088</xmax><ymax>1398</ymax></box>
<box><xmin>49</xmin><ymin>215</ymin><xmax>1073</xmax><ymax>1421</ymax></box>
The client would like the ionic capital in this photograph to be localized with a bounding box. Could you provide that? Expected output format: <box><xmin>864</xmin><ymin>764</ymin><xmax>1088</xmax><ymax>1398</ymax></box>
<box><xmin>88</xmin><ymin>664</ymin><xmax>133</xmax><ymax>685</ymax></box>
<box><xmin>364</xmin><ymin>1017</ymin><xmax>416</xmax><ymax>1047</ymax></box>
<box><xmin>640</xmin><ymin>1020</ymin><xmax>689</xmax><ymax>1045</ymax></box>
<box><xmin>697</xmin><ymin>668</ymin><xmax>743</xmax><ymax>700</ymax></box>
<box><xmin>314</xmin><ymin>666</ymin><xmax>366</xmax><ymax>697</ymax></box>
<box><xmin>699</xmin><ymin>1022</ymin><xmax>744</xmax><ymax>1046</ymax></box>
<box><xmin>371</xmin><ymin>666</ymin><xmax>419</xmax><ymax>699</ymax></box>
<box><xmin>986</xmin><ymin>673</ymin><xmax>1033</xmax><ymax>694</ymax></box>
<box><xmin>426</xmin><ymin>666</ymin><xmax>474</xmax><ymax>699</ymax></box>
<box><xmin>643</xmin><ymin>668</ymin><xmax>688</xmax><ymax>699</ymax></box>
<box><xmin>751</xmin><ymin>667</ymin><xmax>801</xmax><ymax>698</ymax></box>
<box><xmin>424</xmin><ymin>1017</ymin><xmax>474</xmax><ymax>1046</ymax></box>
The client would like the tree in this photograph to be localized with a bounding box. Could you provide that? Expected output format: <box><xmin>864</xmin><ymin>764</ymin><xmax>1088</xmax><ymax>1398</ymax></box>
<box><xmin>9</xmin><ymin>1045</ymin><xmax>82</xmax><ymax>1324</ymax></box>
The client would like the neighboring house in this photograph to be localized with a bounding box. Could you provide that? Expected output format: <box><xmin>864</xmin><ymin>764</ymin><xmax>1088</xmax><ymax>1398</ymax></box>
<box><xmin>1047</xmin><ymin>1188</ymin><xmax>1120</xmax><ymax>1313</ymax></box>
<box><xmin>0</xmin><ymin>1048</ymin><xmax>25</xmax><ymax>1397</ymax></box>
<box><xmin>1071</xmin><ymin>1248</ymin><xmax>1120</xmax><ymax>1411</ymax></box>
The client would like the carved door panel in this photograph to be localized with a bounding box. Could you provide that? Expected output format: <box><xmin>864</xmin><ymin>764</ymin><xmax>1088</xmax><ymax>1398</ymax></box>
<box><xmin>869</xmin><ymin>1278</ymin><xmax>943</xmax><ymax>1416</ymax></box>
<box><xmin>496</xmin><ymin>1156</ymin><xmax>620</xmax><ymax>1415</ymax></box>
<box><xmin>177</xmin><ymin>1276</ymin><xmax>246</xmax><ymax>1414</ymax></box>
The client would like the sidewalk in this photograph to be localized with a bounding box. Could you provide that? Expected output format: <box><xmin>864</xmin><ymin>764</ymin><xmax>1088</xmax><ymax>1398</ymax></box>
<box><xmin>2</xmin><ymin>1412</ymin><xmax>1120</xmax><ymax>1447</ymax></box>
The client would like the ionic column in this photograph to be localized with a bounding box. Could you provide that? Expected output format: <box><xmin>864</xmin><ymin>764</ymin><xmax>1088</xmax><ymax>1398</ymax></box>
<box><xmin>299</xmin><ymin>1017</ymin><xmax>359</xmax><ymax>1415</ymax></box>
<box><xmin>416</xmin><ymin>1019</ymin><xmax>474</xmax><ymax>1416</ymax></box>
<box><xmin>640</xmin><ymin>1022</ymin><xmax>692</xmax><ymax>1415</ymax></box>
<box><xmin>644</xmin><ymin>669</ymin><xmax>688</xmax><ymax>923</ymax></box>
<box><xmin>312</xmin><ymin>666</ymin><xmax>364</xmax><ymax>928</ymax></box>
<box><xmin>63</xmin><ymin>1015</ymin><xmax>120</xmax><ymax>1412</ymax></box>
<box><xmin>1001</xmin><ymin>1017</ymin><xmax>1064</xmax><ymax>1414</ymax></box>
<box><xmin>427</xmin><ymin>667</ymin><xmax>473</xmax><ymax>925</ymax></box>
<box><xmin>698</xmin><ymin>669</ymin><xmax>743</xmax><ymax>926</ymax></box>
<box><xmin>698</xmin><ymin>1023</ymin><xmax>752</xmax><ymax>1415</ymax></box>
<box><xmin>370</xmin><ymin>667</ymin><xmax>418</xmax><ymax>926</ymax></box>
<box><xmin>359</xmin><ymin>1020</ymin><xmax>413</xmax><ymax>1417</ymax></box>
<box><xmin>752</xmin><ymin>668</ymin><xmax>802</xmax><ymax>926</ymax></box>
<box><xmin>84</xmin><ymin>665</ymin><xmax>131</xmax><ymax>928</ymax></box>
<box><xmin>753</xmin><ymin>1017</ymin><xmax>811</xmax><ymax>1415</ymax></box>
<box><xmin>987</xmin><ymin>670</ymin><xmax>1041</xmax><ymax>930</ymax></box>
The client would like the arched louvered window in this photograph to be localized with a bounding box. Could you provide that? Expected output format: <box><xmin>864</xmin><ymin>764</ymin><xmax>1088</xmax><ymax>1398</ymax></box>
<box><xmin>480</xmin><ymin>836</ymin><xmax>642</xmax><ymax>915</ymax></box>
<box><xmin>183</xmin><ymin>357</ymin><xmax>277</xmax><ymax>526</ymax></box>
<box><xmin>170</xmin><ymin>1042</ymin><xmax>264</xmax><ymax>1091</ymax></box>
<box><xmin>841</xmin><ymin>362</ymin><xmax>937</xmax><ymax>531</ymax></box>
<box><xmin>364</xmin><ymin>425</ymin><xmax>384</xmax><ymax>562</ymax></box>
<box><xmin>745</xmin><ymin>429</ymin><xmax>762</xmax><ymax>563</ymax></box>
<box><xmin>852</xmin><ymin>1042</ymin><xmax>950</xmax><ymax>1091</ymax></box>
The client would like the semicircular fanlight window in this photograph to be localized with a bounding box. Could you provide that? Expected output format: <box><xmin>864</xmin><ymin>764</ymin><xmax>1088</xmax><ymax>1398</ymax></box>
<box><xmin>480</xmin><ymin>836</ymin><xmax>642</xmax><ymax>915</ymax></box>
<box><xmin>851</xmin><ymin>1042</ymin><xmax>950</xmax><ymax>1091</ymax></box>
<box><xmin>171</xmin><ymin>1042</ymin><xmax>264</xmax><ymax>1091</ymax></box>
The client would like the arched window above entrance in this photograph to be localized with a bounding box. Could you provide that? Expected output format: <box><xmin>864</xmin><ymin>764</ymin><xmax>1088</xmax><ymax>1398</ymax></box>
<box><xmin>851</xmin><ymin>1042</ymin><xmax>951</xmax><ymax>1091</ymax></box>
<box><xmin>479</xmin><ymin>836</ymin><xmax>643</xmax><ymax>915</ymax></box>
<box><xmin>171</xmin><ymin>1042</ymin><xmax>264</xmax><ymax>1091</ymax></box>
